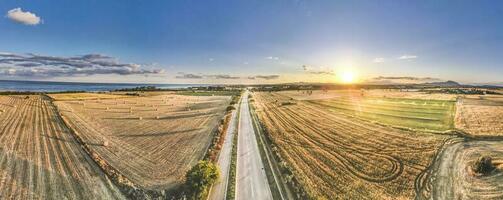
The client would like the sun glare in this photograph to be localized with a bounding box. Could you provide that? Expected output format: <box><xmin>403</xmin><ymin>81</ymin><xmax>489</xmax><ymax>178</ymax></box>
<box><xmin>340</xmin><ymin>71</ymin><xmax>355</xmax><ymax>83</ymax></box>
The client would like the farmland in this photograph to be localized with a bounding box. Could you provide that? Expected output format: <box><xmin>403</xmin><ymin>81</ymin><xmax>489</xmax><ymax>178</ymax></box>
<box><xmin>425</xmin><ymin>140</ymin><xmax>503</xmax><ymax>200</ymax></box>
<box><xmin>310</xmin><ymin>97</ymin><xmax>455</xmax><ymax>132</ymax></box>
<box><xmin>55</xmin><ymin>93</ymin><xmax>231</xmax><ymax>191</ymax></box>
<box><xmin>455</xmin><ymin>95</ymin><xmax>503</xmax><ymax>136</ymax></box>
<box><xmin>0</xmin><ymin>95</ymin><xmax>124</xmax><ymax>199</ymax></box>
<box><xmin>48</xmin><ymin>92</ymin><xmax>128</xmax><ymax>101</ymax></box>
<box><xmin>251</xmin><ymin>91</ymin><xmax>453</xmax><ymax>199</ymax></box>
<box><xmin>280</xmin><ymin>90</ymin><xmax>456</xmax><ymax>132</ymax></box>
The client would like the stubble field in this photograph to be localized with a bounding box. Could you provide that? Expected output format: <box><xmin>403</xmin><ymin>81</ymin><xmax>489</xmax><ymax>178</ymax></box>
<box><xmin>455</xmin><ymin>95</ymin><xmax>503</xmax><ymax>136</ymax></box>
<box><xmin>55</xmin><ymin>93</ymin><xmax>230</xmax><ymax>190</ymax></box>
<box><xmin>0</xmin><ymin>95</ymin><xmax>124</xmax><ymax>199</ymax></box>
<box><xmin>252</xmin><ymin>91</ymin><xmax>452</xmax><ymax>199</ymax></box>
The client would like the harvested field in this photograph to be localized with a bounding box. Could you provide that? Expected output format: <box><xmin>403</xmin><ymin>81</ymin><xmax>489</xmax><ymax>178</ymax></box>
<box><xmin>55</xmin><ymin>94</ymin><xmax>231</xmax><ymax>190</ymax></box>
<box><xmin>425</xmin><ymin>140</ymin><xmax>503</xmax><ymax>200</ymax></box>
<box><xmin>279</xmin><ymin>90</ymin><xmax>456</xmax><ymax>132</ymax></box>
<box><xmin>0</xmin><ymin>95</ymin><xmax>124</xmax><ymax>199</ymax></box>
<box><xmin>48</xmin><ymin>93</ymin><xmax>127</xmax><ymax>101</ymax></box>
<box><xmin>281</xmin><ymin>90</ymin><xmax>457</xmax><ymax>101</ymax></box>
<box><xmin>456</xmin><ymin>95</ymin><xmax>503</xmax><ymax>136</ymax></box>
<box><xmin>310</xmin><ymin>97</ymin><xmax>455</xmax><ymax>132</ymax></box>
<box><xmin>176</xmin><ymin>90</ymin><xmax>241</xmax><ymax>96</ymax></box>
<box><xmin>252</xmin><ymin>91</ymin><xmax>452</xmax><ymax>199</ymax></box>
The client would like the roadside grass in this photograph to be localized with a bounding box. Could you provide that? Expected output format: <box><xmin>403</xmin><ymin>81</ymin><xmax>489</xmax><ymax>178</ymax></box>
<box><xmin>309</xmin><ymin>97</ymin><xmax>456</xmax><ymax>132</ymax></box>
<box><xmin>225</xmin><ymin>99</ymin><xmax>241</xmax><ymax>200</ymax></box>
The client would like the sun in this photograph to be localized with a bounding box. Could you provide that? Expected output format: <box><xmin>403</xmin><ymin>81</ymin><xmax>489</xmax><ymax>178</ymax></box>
<box><xmin>340</xmin><ymin>71</ymin><xmax>355</xmax><ymax>83</ymax></box>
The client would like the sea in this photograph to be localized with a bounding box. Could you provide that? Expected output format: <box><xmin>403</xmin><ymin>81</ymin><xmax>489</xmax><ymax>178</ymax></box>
<box><xmin>0</xmin><ymin>80</ymin><xmax>210</xmax><ymax>92</ymax></box>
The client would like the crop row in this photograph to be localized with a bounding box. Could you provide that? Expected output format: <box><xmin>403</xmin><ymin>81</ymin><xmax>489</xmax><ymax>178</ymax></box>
<box><xmin>252</xmin><ymin>92</ymin><xmax>450</xmax><ymax>199</ymax></box>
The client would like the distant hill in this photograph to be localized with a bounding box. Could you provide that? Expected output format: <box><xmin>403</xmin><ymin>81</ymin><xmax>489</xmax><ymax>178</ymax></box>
<box><xmin>420</xmin><ymin>80</ymin><xmax>461</xmax><ymax>87</ymax></box>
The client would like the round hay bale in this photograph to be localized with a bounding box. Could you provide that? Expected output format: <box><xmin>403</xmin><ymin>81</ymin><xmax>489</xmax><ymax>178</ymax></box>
<box><xmin>139</xmin><ymin>117</ymin><xmax>143</xmax><ymax>120</ymax></box>
<box><xmin>103</xmin><ymin>140</ymin><xmax>109</xmax><ymax>147</ymax></box>
<box><xmin>156</xmin><ymin>116</ymin><xmax>160</xmax><ymax>119</ymax></box>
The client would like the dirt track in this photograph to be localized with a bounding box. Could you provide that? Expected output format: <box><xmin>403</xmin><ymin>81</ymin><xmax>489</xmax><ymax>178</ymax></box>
<box><xmin>426</xmin><ymin>140</ymin><xmax>503</xmax><ymax>200</ymax></box>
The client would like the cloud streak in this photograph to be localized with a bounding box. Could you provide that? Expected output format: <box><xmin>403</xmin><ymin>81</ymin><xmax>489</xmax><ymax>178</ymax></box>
<box><xmin>176</xmin><ymin>72</ymin><xmax>279</xmax><ymax>80</ymax></box>
<box><xmin>175</xmin><ymin>73</ymin><xmax>203</xmax><ymax>79</ymax></box>
<box><xmin>373</xmin><ymin>57</ymin><xmax>385</xmax><ymax>63</ymax></box>
<box><xmin>398</xmin><ymin>55</ymin><xmax>418</xmax><ymax>60</ymax></box>
<box><xmin>266</xmin><ymin>56</ymin><xmax>279</xmax><ymax>60</ymax></box>
<box><xmin>248</xmin><ymin>75</ymin><xmax>280</xmax><ymax>80</ymax></box>
<box><xmin>0</xmin><ymin>52</ymin><xmax>164</xmax><ymax>77</ymax></box>
<box><xmin>206</xmin><ymin>74</ymin><xmax>240</xmax><ymax>79</ymax></box>
<box><xmin>302</xmin><ymin>65</ymin><xmax>335</xmax><ymax>75</ymax></box>
<box><xmin>6</xmin><ymin>8</ymin><xmax>41</xmax><ymax>25</ymax></box>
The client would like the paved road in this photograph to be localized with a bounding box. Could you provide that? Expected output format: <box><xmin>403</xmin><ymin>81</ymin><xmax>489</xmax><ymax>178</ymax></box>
<box><xmin>208</xmin><ymin>108</ymin><xmax>238</xmax><ymax>200</ymax></box>
<box><xmin>236</xmin><ymin>91</ymin><xmax>273</xmax><ymax>200</ymax></box>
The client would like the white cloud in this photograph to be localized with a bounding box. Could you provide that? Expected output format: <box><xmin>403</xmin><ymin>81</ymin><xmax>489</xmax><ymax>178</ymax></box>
<box><xmin>0</xmin><ymin>52</ymin><xmax>164</xmax><ymax>77</ymax></box>
<box><xmin>373</xmin><ymin>57</ymin><xmax>385</xmax><ymax>63</ymax></box>
<box><xmin>6</xmin><ymin>8</ymin><xmax>42</xmax><ymax>25</ymax></box>
<box><xmin>208</xmin><ymin>58</ymin><xmax>214</xmax><ymax>62</ymax></box>
<box><xmin>398</xmin><ymin>55</ymin><xmax>417</xmax><ymax>60</ymax></box>
<box><xmin>302</xmin><ymin>65</ymin><xmax>335</xmax><ymax>75</ymax></box>
<box><xmin>266</xmin><ymin>56</ymin><xmax>279</xmax><ymax>60</ymax></box>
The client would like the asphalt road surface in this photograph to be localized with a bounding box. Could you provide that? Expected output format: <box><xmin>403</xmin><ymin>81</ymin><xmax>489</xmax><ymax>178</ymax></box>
<box><xmin>208</xmin><ymin>109</ymin><xmax>238</xmax><ymax>200</ymax></box>
<box><xmin>236</xmin><ymin>91</ymin><xmax>273</xmax><ymax>200</ymax></box>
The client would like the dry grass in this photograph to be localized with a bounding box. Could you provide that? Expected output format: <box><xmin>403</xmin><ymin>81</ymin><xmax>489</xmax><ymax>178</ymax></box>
<box><xmin>0</xmin><ymin>95</ymin><xmax>124</xmax><ymax>199</ymax></box>
<box><xmin>281</xmin><ymin>89</ymin><xmax>457</xmax><ymax>101</ymax></box>
<box><xmin>48</xmin><ymin>92</ymin><xmax>128</xmax><ymax>101</ymax></box>
<box><xmin>455</xmin><ymin>95</ymin><xmax>503</xmax><ymax>136</ymax></box>
<box><xmin>252</xmin><ymin>91</ymin><xmax>451</xmax><ymax>199</ymax></box>
<box><xmin>55</xmin><ymin>94</ymin><xmax>230</xmax><ymax>190</ymax></box>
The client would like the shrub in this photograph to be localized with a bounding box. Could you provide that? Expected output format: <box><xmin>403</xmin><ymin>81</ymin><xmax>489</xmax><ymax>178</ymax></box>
<box><xmin>226</xmin><ymin>105</ymin><xmax>235</xmax><ymax>112</ymax></box>
<box><xmin>185</xmin><ymin>161</ymin><xmax>220</xmax><ymax>199</ymax></box>
<box><xmin>472</xmin><ymin>156</ymin><xmax>495</xmax><ymax>175</ymax></box>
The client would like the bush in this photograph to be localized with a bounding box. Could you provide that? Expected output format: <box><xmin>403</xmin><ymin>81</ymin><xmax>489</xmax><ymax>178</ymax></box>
<box><xmin>472</xmin><ymin>156</ymin><xmax>495</xmax><ymax>175</ymax></box>
<box><xmin>185</xmin><ymin>161</ymin><xmax>220</xmax><ymax>199</ymax></box>
<box><xmin>226</xmin><ymin>105</ymin><xmax>235</xmax><ymax>112</ymax></box>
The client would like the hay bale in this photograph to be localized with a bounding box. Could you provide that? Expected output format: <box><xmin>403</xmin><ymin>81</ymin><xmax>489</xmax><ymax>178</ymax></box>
<box><xmin>139</xmin><ymin>117</ymin><xmax>143</xmax><ymax>120</ymax></box>
<box><xmin>156</xmin><ymin>116</ymin><xmax>160</xmax><ymax>119</ymax></box>
<box><xmin>103</xmin><ymin>140</ymin><xmax>109</xmax><ymax>147</ymax></box>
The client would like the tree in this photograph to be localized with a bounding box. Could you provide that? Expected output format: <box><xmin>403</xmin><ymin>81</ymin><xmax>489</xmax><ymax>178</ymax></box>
<box><xmin>185</xmin><ymin>160</ymin><xmax>220</xmax><ymax>199</ymax></box>
<box><xmin>472</xmin><ymin>156</ymin><xmax>495</xmax><ymax>175</ymax></box>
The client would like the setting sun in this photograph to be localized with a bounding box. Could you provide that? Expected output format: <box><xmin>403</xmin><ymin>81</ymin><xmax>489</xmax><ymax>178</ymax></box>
<box><xmin>340</xmin><ymin>71</ymin><xmax>356</xmax><ymax>83</ymax></box>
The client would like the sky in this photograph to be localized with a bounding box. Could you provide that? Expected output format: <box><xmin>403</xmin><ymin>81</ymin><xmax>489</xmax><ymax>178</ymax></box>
<box><xmin>0</xmin><ymin>0</ymin><xmax>502</xmax><ymax>84</ymax></box>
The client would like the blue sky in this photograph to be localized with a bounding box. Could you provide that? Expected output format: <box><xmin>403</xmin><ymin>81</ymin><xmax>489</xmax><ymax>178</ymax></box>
<box><xmin>1</xmin><ymin>0</ymin><xmax>502</xmax><ymax>84</ymax></box>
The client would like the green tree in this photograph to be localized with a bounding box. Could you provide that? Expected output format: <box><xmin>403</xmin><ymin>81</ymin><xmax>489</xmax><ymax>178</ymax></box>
<box><xmin>185</xmin><ymin>160</ymin><xmax>220</xmax><ymax>199</ymax></box>
<box><xmin>472</xmin><ymin>156</ymin><xmax>495</xmax><ymax>175</ymax></box>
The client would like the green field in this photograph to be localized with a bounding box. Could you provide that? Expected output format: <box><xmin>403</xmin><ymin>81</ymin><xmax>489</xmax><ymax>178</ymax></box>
<box><xmin>309</xmin><ymin>97</ymin><xmax>456</xmax><ymax>132</ymax></box>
